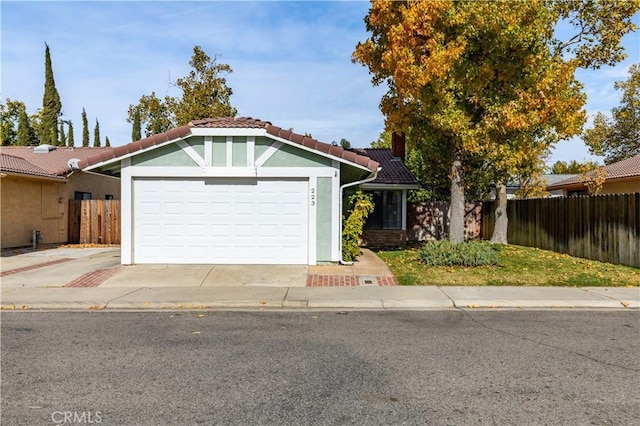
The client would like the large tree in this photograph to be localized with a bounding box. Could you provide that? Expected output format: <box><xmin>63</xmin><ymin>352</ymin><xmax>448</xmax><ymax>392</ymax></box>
<box><xmin>353</xmin><ymin>0</ymin><xmax>638</xmax><ymax>244</ymax></box>
<box><xmin>41</xmin><ymin>43</ymin><xmax>62</xmax><ymax>146</ymax></box>
<box><xmin>583</xmin><ymin>64</ymin><xmax>640</xmax><ymax>164</ymax></box>
<box><xmin>128</xmin><ymin>45</ymin><xmax>237</xmax><ymax>137</ymax></box>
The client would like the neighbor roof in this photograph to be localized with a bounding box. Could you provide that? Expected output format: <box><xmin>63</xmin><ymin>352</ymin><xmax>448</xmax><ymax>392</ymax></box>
<box><xmin>546</xmin><ymin>155</ymin><xmax>640</xmax><ymax>190</ymax></box>
<box><xmin>352</xmin><ymin>148</ymin><xmax>419</xmax><ymax>186</ymax></box>
<box><xmin>0</xmin><ymin>146</ymin><xmax>113</xmax><ymax>180</ymax></box>
<box><xmin>78</xmin><ymin>117</ymin><xmax>379</xmax><ymax>173</ymax></box>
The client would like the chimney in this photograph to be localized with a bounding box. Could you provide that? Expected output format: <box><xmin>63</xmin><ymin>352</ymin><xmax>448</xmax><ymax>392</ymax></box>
<box><xmin>391</xmin><ymin>132</ymin><xmax>405</xmax><ymax>162</ymax></box>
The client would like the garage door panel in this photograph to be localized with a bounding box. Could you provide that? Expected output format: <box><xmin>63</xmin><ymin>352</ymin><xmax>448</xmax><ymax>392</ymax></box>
<box><xmin>134</xmin><ymin>178</ymin><xmax>308</xmax><ymax>264</ymax></box>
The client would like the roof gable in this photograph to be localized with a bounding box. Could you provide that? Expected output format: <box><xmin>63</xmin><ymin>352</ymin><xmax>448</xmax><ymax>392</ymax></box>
<box><xmin>79</xmin><ymin>117</ymin><xmax>379</xmax><ymax>173</ymax></box>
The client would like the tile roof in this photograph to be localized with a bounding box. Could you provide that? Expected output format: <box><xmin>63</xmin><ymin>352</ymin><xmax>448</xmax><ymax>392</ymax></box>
<box><xmin>546</xmin><ymin>155</ymin><xmax>640</xmax><ymax>190</ymax></box>
<box><xmin>0</xmin><ymin>146</ymin><xmax>114</xmax><ymax>179</ymax></box>
<box><xmin>351</xmin><ymin>148</ymin><xmax>419</xmax><ymax>186</ymax></box>
<box><xmin>0</xmin><ymin>153</ymin><xmax>61</xmax><ymax>179</ymax></box>
<box><xmin>78</xmin><ymin>117</ymin><xmax>379</xmax><ymax>173</ymax></box>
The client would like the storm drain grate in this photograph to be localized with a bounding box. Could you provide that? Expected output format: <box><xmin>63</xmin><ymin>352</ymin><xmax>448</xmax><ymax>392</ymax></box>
<box><xmin>358</xmin><ymin>275</ymin><xmax>378</xmax><ymax>286</ymax></box>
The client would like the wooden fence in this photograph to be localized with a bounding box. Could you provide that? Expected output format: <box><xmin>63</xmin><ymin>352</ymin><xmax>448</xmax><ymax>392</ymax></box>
<box><xmin>481</xmin><ymin>194</ymin><xmax>640</xmax><ymax>268</ymax></box>
<box><xmin>68</xmin><ymin>200</ymin><xmax>121</xmax><ymax>245</ymax></box>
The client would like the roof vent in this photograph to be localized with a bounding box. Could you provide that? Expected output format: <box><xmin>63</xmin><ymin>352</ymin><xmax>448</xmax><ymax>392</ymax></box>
<box><xmin>34</xmin><ymin>144</ymin><xmax>57</xmax><ymax>154</ymax></box>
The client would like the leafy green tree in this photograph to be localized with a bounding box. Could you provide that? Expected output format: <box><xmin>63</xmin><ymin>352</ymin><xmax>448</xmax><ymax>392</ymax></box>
<box><xmin>105</xmin><ymin>136</ymin><xmax>111</xmax><ymax>147</ymax></box>
<box><xmin>93</xmin><ymin>119</ymin><xmax>101</xmax><ymax>147</ymax></box>
<box><xmin>16</xmin><ymin>108</ymin><xmax>38</xmax><ymax>146</ymax></box>
<box><xmin>82</xmin><ymin>108</ymin><xmax>89</xmax><ymax>147</ymax></box>
<box><xmin>583</xmin><ymin>64</ymin><xmax>640</xmax><ymax>164</ymax></box>
<box><xmin>67</xmin><ymin>120</ymin><xmax>75</xmax><ymax>147</ymax></box>
<box><xmin>353</xmin><ymin>0</ymin><xmax>638</xmax><ymax>244</ymax></box>
<box><xmin>331</xmin><ymin>138</ymin><xmax>352</xmax><ymax>149</ymax></box>
<box><xmin>0</xmin><ymin>99</ymin><xmax>25</xmax><ymax>146</ymax></box>
<box><xmin>128</xmin><ymin>46</ymin><xmax>236</xmax><ymax>137</ymax></box>
<box><xmin>549</xmin><ymin>159</ymin><xmax>599</xmax><ymax>174</ymax></box>
<box><xmin>41</xmin><ymin>43</ymin><xmax>62</xmax><ymax>146</ymax></box>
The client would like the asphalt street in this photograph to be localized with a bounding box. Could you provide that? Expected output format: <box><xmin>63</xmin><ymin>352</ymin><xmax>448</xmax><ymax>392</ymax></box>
<box><xmin>2</xmin><ymin>311</ymin><xmax>639</xmax><ymax>425</ymax></box>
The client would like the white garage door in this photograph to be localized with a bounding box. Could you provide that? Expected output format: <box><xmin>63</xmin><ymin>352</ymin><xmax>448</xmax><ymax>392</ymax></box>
<box><xmin>133</xmin><ymin>178</ymin><xmax>308</xmax><ymax>264</ymax></box>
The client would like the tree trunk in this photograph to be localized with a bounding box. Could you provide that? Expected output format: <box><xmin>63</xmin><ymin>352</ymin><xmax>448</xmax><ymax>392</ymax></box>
<box><xmin>449</xmin><ymin>147</ymin><xmax>465</xmax><ymax>244</ymax></box>
<box><xmin>490</xmin><ymin>181</ymin><xmax>508</xmax><ymax>244</ymax></box>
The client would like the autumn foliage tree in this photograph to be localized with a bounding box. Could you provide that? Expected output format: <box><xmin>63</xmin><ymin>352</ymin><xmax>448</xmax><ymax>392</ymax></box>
<box><xmin>353</xmin><ymin>0</ymin><xmax>638</xmax><ymax>244</ymax></box>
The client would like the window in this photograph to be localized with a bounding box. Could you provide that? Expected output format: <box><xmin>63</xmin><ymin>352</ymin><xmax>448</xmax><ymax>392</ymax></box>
<box><xmin>74</xmin><ymin>191</ymin><xmax>92</xmax><ymax>200</ymax></box>
<box><xmin>105</xmin><ymin>194</ymin><xmax>114</xmax><ymax>200</ymax></box>
<box><xmin>568</xmin><ymin>189</ymin><xmax>588</xmax><ymax>197</ymax></box>
<box><xmin>364</xmin><ymin>190</ymin><xmax>403</xmax><ymax>230</ymax></box>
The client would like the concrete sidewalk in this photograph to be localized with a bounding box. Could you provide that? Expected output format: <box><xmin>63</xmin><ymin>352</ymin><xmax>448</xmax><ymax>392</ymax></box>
<box><xmin>1</xmin><ymin>285</ymin><xmax>638</xmax><ymax>310</ymax></box>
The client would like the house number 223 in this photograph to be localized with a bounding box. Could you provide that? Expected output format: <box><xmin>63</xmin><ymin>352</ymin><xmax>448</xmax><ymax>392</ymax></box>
<box><xmin>310</xmin><ymin>188</ymin><xmax>316</xmax><ymax>206</ymax></box>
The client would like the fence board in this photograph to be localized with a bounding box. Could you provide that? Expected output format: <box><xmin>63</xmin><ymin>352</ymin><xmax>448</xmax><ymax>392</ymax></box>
<box><xmin>481</xmin><ymin>194</ymin><xmax>640</xmax><ymax>268</ymax></box>
<box><xmin>68</xmin><ymin>200</ymin><xmax>121</xmax><ymax>245</ymax></box>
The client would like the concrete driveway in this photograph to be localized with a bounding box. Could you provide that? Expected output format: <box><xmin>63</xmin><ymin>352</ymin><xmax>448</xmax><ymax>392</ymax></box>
<box><xmin>1</xmin><ymin>247</ymin><xmax>309</xmax><ymax>288</ymax></box>
<box><xmin>100</xmin><ymin>264</ymin><xmax>309</xmax><ymax>287</ymax></box>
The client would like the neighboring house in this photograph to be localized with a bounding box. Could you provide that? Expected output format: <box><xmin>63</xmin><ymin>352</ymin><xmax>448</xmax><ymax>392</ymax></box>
<box><xmin>488</xmin><ymin>174</ymin><xmax>577</xmax><ymax>199</ymax></box>
<box><xmin>0</xmin><ymin>145</ymin><xmax>121</xmax><ymax>249</ymax></box>
<box><xmin>79</xmin><ymin>117</ymin><xmax>379</xmax><ymax>265</ymax></box>
<box><xmin>351</xmin><ymin>137</ymin><xmax>419</xmax><ymax>248</ymax></box>
<box><xmin>546</xmin><ymin>155</ymin><xmax>640</xmax><ymax>196</ymax></box>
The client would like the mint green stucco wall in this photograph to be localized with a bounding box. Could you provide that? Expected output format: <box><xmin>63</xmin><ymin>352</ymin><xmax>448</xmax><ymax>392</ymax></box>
<box><xmin>187</xmin><ymin>136</ymin><xmax>205</xmax><ymax>158</ymax></box>
<box><xmin>264</xmin><ymin>143</ymin><xmax>332</xmax><ymax>167</ymax></box>
<box><xmin>316</xmin><ymin>177</ymin><xmax>333</xmax><ymax>262</ymax></box>
<box><xmin>254</xmin><ymin>136</ymin><xmax>272</xmax><ymax>160</ymax></box>
<box><xmin>131</xmin><ymin>143</ymin><xmax>196</xmax><ymax>167</ymax></box>
<box><xmin>212</xmin><ymin>136</ymin><xmax>226</xmax><ymax>167</ymax></box>
<box><xmin>232</xmin><ymin>136</ymin><xmax>247</xmax><ymax>166</ymax></box>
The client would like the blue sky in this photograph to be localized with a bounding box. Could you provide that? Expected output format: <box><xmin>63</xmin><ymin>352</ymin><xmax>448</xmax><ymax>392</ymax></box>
<box><xmin>1</xmin><ymin>1</ymin><xmax>638</xmax><ymax>166</ymax></box>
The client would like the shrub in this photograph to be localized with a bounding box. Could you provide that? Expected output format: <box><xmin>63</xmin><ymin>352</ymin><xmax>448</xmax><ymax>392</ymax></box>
<box><xmin>420</xmin><ymin>240</ymin><xmax>498</xmax><ymax>267</ymax></box>
<box><xmin>342</xmin><ymin>191</ymin><xmax>374</xmax><ymax>262</ymax></box>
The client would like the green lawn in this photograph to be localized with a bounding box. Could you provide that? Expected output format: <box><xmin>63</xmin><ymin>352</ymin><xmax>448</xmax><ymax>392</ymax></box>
<box><xmin>376</xmin><ymin>244</ymin><xmax>640</xmax><ymax>286</ymax></box>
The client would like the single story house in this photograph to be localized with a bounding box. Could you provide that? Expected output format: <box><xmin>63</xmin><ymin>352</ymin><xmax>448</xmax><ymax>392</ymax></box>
<box><xmin>351</xmin><ymin>135</ymin><xmax>419</xmax><ymax>248</ymax></box>
<box><xmin>488</xmin><ymin>174</ymin><xmax>578</xmax><ymax>199</ymax></box>
<box><xmin>546</xmin><ymin>155</ymin><xmax>640</xmax><ymax>196</ymax></box>
<box><xmin>0</xmin><ymin>145</ymin><xmax>121</xmax><ymax>248</ymax></box>
<box><xmin>79</xmin><ymin>117</ymin><xmax>379</xmax><ymax>265</ymax></box>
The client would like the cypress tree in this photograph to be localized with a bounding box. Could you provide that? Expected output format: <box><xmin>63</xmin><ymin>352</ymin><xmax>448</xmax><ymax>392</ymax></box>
<box><xmin>67</xmin><ymin>120</ymin><xmax>75</xmax><ymax>147</ymax></box>
<box><xmin>16</xmin><ymin>109</ymin><xmax>36</xmax><ymax>146</ymax></box>
<box><xmin>105</xmin><ymin>136</ymin><xmax>111</xmax><ymax>147</ymax></box>
<box><xmin>132</xmin><ymin>107</ymin><xmax>141</xmax><ymax>141</ymax></box>
<box><xmin>93</xmin><ymin>119</ymin><xmax>100</xmax><ymax>147</ymax></box>
<box><xmin>42</xmin><ymin>43</ymin><xmax>62</xmax><ymax>146</ymax></box>
<box><xmin>59</xmin><ymin>120</ymin><xmax>66</xmax><ymax>146</ymax></box>
<box><xmin>82</xmin><ymin>108</ymin><xmax>89</xmax><ymax>147</ymax></box>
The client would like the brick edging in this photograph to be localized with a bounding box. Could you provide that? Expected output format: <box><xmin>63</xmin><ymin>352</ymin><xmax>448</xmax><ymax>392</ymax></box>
<box><xmin>0</xmin><ymin>258</ymin><xmax>73</xmax><ymax>277</ymax></box>
<box><xmin>64</xmin><ymin>266</ymin><xmax>122</xmax><ymax>288</ymax></box>
<box><xmin>306</xmin><ymin>274</ymin><xmax>398</xmax><ymax>287</ymax></box>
